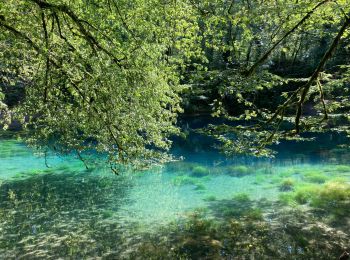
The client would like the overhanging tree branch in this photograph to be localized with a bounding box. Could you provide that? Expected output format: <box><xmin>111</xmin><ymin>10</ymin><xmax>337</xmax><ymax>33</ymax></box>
<box><xmin>244</xmin><ymin>0</ymin><xmax>331</xmax><ymax>76</ymax></box>
<box><xmin>28</xmin><ymin>0</ymin><xmax>125</xmax><ymax>67</ymax></box>
<box><xmin>295</xmin><ymin>14</ymin><xmax>350</xmax><ymax>133</ymax></box>
<box><xmin>0</xmin><ymin>19</ymin><xmax>87</xmax><ymax>102</ymax></box>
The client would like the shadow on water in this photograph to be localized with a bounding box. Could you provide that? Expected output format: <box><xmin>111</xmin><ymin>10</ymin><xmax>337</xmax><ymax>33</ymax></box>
<box><xmin>0</xmin><ymin>170</ymin><xmax>140</xmax><ymax>259</ymax></box>
<box><xmin>133</xmin><ymin>199</ymin><xmax>350</xmax><ymax>259</ymax></box>
<box><xmin>206</xmin><ymin>194</ymin><xmax>274</xmax><ymax>221</ymax></box>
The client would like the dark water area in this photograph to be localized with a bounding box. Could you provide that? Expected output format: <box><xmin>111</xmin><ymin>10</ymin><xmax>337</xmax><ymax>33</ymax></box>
<box><xmin>1</xmin><ymin>117</ymin><xmax>350</xmax><ymax>259</ymax></box>
<box><xmin>174</xmin><ymin>115</ymin><xmax>350</xmax><ymax>164</ymax></box>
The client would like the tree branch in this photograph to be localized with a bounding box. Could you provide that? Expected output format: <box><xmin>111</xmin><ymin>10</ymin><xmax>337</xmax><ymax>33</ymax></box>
<box><xmin>295</xmin><ymin>14</ymin><xmax>350</xmax><ymax>133</ymax></box>
<box><xmin>244</xmin><ymin>0</ymin><xmax>331</xmax><ymax>76</ymax></box>
<box><xmin>28</xmin><ymin>0</ymin><xmax>125</xmax><ymax>67</ymax></box>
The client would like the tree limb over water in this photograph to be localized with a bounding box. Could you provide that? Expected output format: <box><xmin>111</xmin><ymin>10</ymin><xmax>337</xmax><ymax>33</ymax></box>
<box><xmin>0</xmin><ymin>0</ymin><xmax>350</xmax><ymax>164</ymax></box>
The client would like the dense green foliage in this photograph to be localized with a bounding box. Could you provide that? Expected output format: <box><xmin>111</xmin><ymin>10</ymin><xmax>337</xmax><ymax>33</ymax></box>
<box><xmin>191</xmin><ymin>0</ymin><xmax>350</xmax><ymax>156</ymax></box>
<box><xmin>1</xmin><ymin>0</ymin><xmax>350</xmax><ymax>164</ymax></box>
<box><xmin>0</xmin><ymin>0</ymin><xmax>202</xmax><ymax>167</ymax></box>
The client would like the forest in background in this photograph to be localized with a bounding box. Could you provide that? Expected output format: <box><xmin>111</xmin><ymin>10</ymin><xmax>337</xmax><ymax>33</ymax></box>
<box><xmin>1</xmin><ymin>0</ymin><xmax>350</xmax><ymax>166</ymax></box>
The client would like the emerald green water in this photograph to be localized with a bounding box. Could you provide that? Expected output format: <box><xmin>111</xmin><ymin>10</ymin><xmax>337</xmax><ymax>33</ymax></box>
<box><xmin>1</xmin><ymin>133</ymin><xmax>350</xmax><ymax>259</ymax></box>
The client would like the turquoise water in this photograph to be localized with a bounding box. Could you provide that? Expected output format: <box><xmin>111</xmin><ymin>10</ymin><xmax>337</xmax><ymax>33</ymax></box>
<box><xmin>1</xmin><ymin>132</ymin><xmax>350</xmax><ymax>258</ymax></box>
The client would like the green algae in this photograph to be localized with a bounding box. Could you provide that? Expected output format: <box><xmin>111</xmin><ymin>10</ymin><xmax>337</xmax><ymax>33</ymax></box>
<box><xmin>171</xmin><ymin>176</ymin><xmax>198</xmax><ymax>186</ymax></box>
<box><xmin>253</xmin><ymin>174</ymin><xmax>266</xmax><ymax>184</ymax></box>
<box><xmin>228</xmin><ymin>165</ymin><xmax>250</xmax><ymax>177</ymax></box>
<box><xmin>279</xmin><ymin>178</ymin><xmax>295</xmax><ymax>191</ymax></box>
<box><xmin>278</xmin><ymin>192</ymin><xmax>297</xmax><ymax>206</ymax></box>
<box><xmin>303</xmin><ymin>172</ymin><xmax>329</xmax><ymax>183</ymax></box>
<box><xmin>245</xmin><ymin>208</ymin><xmax>264</xmax><ymax>221</ymax></box>
<box><xmin>269</xmin><ymin>175</ymin><xmax>283</xmax><ymax>184</ymax></box>
<box><xmin>203</xmin><ymin>195</ymin><xmax>217</xmax><ymax>202</ymax></box>
<box><xmin>311</xmin><ymin>181</ymin><xmax>350</xmax><ymax>216</ymax></box>
<box><xmin>278</xmin><ymin>167</ymin><xmax>300</xmax><ymax>177</ymax></box>
<box><xmin>233</xmin><ymin>192</ymin><xmax>251</xmax><ymax>203</ymax></box>
<box><xmin>293</xmin><ymin>185</ymin><xmax>319</xmax><ymax>204</ymax></box>
<box><xmin>334</xmin><ymin>165</ymin><xmax>350</xmax><ymax>173</ymax></box>
<box><xmin>191</xmin><ymin>165</ymin><xmax>210</xmax><ymax>177</ymax></box>
<box><xmin>194</xmin><ymin>183</ymin><xmax>206</xmax><ymax>191</ymax></box>
<box><xmin>101</xmin><ymin>210</ymin><xmax>114</xmax><ymax>219</ymax></box>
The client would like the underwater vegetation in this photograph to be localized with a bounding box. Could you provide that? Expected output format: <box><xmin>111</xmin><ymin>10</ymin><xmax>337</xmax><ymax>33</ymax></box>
<box><xmin>170</xmin><ymin>175</ymin><xmax>209</xmax><ymax>192</ymax></box>
<box><xmin>0</xmin><ymin>170</ymin><xmax>134</xmax><ymax>259</ymax></box>
<box><xmin>293</xmin><ymin>185</ymin><xmax>319</xmax><ymax>205</ymax></box>
<box><xmin>279</xmin><ymin>178</ymin><xmax>295</xmax><ymax>191</ymax></box>
<box><xmin>253</xmin><ymin>174</ymin><xmax>266</xmax><ymax>184</ymax></box>
<box><xmin>227</xmin><ymin>165</ymin><xmax>251</xmax><ymax>177</ymax></box>
<box><xmin>203</xmin><ymin>195</ymin><xmax>217</xmax><ymax>202</ymax></box>
<box><xmin>1</xmin><ymin>138</ymin><xmax>350</xmax><ymax>258</ymax></box>
<box><xmin>303</xmin><ymin>172</ymin><xmax>329</xmax><ymax>184</ymax></box>
<box><xmin>232</xmin><ymin>192</ymin><xmax>251</xmax><ymax>203</ymax></box>
<box><xmin>194</xmin><ymin>183</ymin><xmax>206</xmax><ymax>191</ymax></box>
<box><xmin>129</xmin><ymin>208</ymin><xmax>349</xmax><ymax>259</ymax></box>
<box><xmin>171</xmin><ymin>175</ymin><xmax>198</xmax><ymax>186</ymax></box>
<box><xmin>334</xmin><ymin>165</ymin><xmax>350</xmax><ymax>173</ymax></box>
<box><xmin>311</xmin><ymin>181</ymin><xmax>350</xmax><ymax>217</ymax></box>
<box><xmin>277</xmin><ymin>179</ymin><xmax>350</xmax><ymax>219</ymax></box>
<box><xmin>205</xmin><ymin>192</ymin><xmax>265</xmax><ymax>221</ymax></box>
<box><xmin>191</xmin><ymin>165</ymin><xmax>210</xmax><ymax>177</ymax></box>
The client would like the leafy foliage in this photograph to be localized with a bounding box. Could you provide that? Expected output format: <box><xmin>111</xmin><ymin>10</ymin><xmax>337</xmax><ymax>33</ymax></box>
<box><xmin>1</xmin><ymin>0</ymin><xmax>350</xmax><ymax>163</ymax></box>
<box><xmin>0</xmin><ymin>0</ymin><xmax>203</xmax><ymax>167</ymax></box>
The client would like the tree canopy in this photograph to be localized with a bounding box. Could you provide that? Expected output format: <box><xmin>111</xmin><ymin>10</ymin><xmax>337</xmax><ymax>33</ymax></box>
<box><xmin>1</xmin><ymin>0</ymin><xmax>350</xmax><ymax>167</ymax></box>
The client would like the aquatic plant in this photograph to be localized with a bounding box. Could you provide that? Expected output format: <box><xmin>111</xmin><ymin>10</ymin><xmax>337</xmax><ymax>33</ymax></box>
<box><xmin>233</xmin><ymin>192</ymin><xmax>251</xmax><ymax>203</ymax></box>
<box><xmin>166</xmin><ymin>161</ymin><xmax>196</xmax><ymax>173</ymax></box>
<box><xmin>303</xmin><ymin>172</ymin><xmax>328</xmax><ymax>183</ymax></box>
<box><xmin>194</xmin><ymin>183</ymin><xmax>206</xmax><ymax>191</ymax></box>
<box><xmin>311</xmin><ymin>181</ymin><xmax>350</xmax><ymax>216</ymax></box>
<box><xmin>101</xmin><ymin>210</ymin><xmax>114</xmax><ymax>219</ymax></box>
<box><xmin>203</xmin><ymin>195</ymin><xmax>217</xmax><ymax>202</ymax></box>
<box><xmin>253</xmin><ymin>174</ymin><xmax>266</xmax><ymax>184</ymax></box>
<box><xmin>279</xmin><ymin>178</ymin><xmax>295</xmax><ymax>191</ymax></box>
<box><xmin>171</xmin><ymin>176</ymin><xmax>198</xmax><ymax>186</ymax></box>
<box><xmin>278</xmin><ymin>168</ymin><xmax>299</xmax><ymax>177</ymax></box>
<box><xmin>245</xmin><ymin>208</ymin><xmax>264</xmax><ymax>221</ymax></box>
<box><xmin>228</xmin><ymin>165</ymin><xmax>250</xmax><ymax>177</ymax></box>
<box><xmin>269</xmin><ymin>175</ymin><xmax>282</xmax><ymax>184</ymax></box>
<box><xmin>278</xmin><ymin>193</ymin><xmax>296</xmax><ymax>206</ymax></box>
<box><xmin>191</xmin><ymin>166</ymin><xmax>210</xmax><ymax>177</ymax></box>
<box><xmin>334</xmin><ymin>165</ymin><xmax>350</xmax><ymax>173</ymax></box>
<box><xmin>0</xmin><ymin>170</ymin><xmax>134</xmax><ymax>259</ymax></box>
<box><xmin>293</xmin><ymin>185</ymin><xmax>319</xmax><ymax>205</ymax></box>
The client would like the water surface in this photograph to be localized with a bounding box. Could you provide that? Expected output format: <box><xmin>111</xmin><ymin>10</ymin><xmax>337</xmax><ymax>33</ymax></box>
<box><xmin>1</xmin><ymin>131</ymin><xmax>350</xmax><ymax>259</ymax></box>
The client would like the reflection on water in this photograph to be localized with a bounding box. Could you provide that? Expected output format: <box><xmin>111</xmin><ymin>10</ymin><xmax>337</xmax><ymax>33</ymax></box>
<box><xmin>1</xmin><ymin>131</ymin><xmax>350</xmax><ymax>259</ymax></box>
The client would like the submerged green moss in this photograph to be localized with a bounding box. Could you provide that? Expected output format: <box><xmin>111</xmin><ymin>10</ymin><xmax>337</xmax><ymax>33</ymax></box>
<box><xmin>269</xmin><ymin>175</ymin><xmax>282</xmax><ymax>184</ymax></box>
<box><xmin>294</xmin><ymin>185</ymin><xmax>319</xmax><ymax>204</ymax></box>
<box><xmin>334</xmin><ymin>165</ymin><xmax>350</xmax><ymax>173</ymax></box>
<box><xmin>191</xmin><ymin>166</ymin><xmax>210</xmax><ymax>177</ymax></box>
<box><xmin>279</xmin><ymin>178</ymin><xmax>295</xmax><ymax>191</ymax></box>
<box><xmin>303</xmin><ymin>172</ymin><xmax>328</xmax><ymax>183</ymax></box>
<box><xmin>171</xmin><ymin>176</ymin><xmax>198</xmax><ymax>186</ymax></box>
<box><xmin>311</xmin><ymin>181</ymin><xmax>350</xmax><ymax>216</ymax></box>
<box><xmin>278</xmin><ymin>168</ymin><xmax>299</xmax><ymax>177</ymax></box>
<box><xmin>101</xmin><ymin>210</ymin><xmax>114</xmax><ymax>219</ymax></box>
<box><xmin>227</xmin><ymin>165</ymin><xmax>250</xmax><ymax>177</ymax></box>
<box><xmin>233</xmin><ymin>193</ymin><xmax>250</xmax><ymax>203</ymax></box>
<box><xmin>245</xmin><ymin>208</ymin><xmax>264</xmax><ymax>221</ymax></box>
<box><xmin>253</xmin><ymin>174</ymin><xmax>266</xmax><ymax>184</ymax></box>
<box><xmin>203</xmin><ymin>195</ymin><xmax>217</xmax><ymax>202</ymax></box>
<box><xmin>278</xmin><ymin>192</ymin><xmax>297</xmax><ymax>206</ymax></box>
<box><xmin>194</xmin><ymin>183</ymin><xmax>206</xmax><ymax>191</ymax></box>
